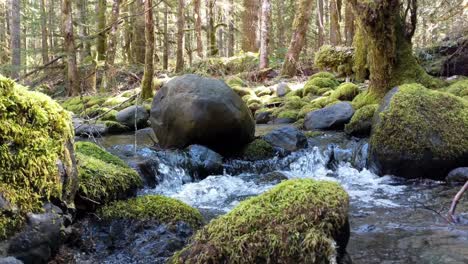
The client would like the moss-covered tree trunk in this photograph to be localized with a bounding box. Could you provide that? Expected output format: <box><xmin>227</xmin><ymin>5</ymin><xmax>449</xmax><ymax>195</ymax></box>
<box><xmin>103</xmin><ymin>0</ymin><xmax>121</xmax><ymax>91</ymax></box>
<box><xmin>96</xmin><ymin>0</ymin><xmax>107</xmax><ymax>61</ymax></box>
<box><xmin>141</xmin><ymin>0</ymin><xmax>154</xmax><ymax>99</ymax></box>
<box><xmin>281</xmin><ymin>0</ymin><xmax>316</xmax><ymax>76</ymax></box>
<box><xmin>132</xmin><ymin>0</ymin><xmax>146</xmax><ymax>64</ymax></box>
<box><xmin>329</xmin><ymin>0</ymin><xmax>342</xmax><ymax>45</ymax></box>
<box><xmin>10</xmin><ymin>0</ymin><xmax>21</xmax><ymax>79</ymax></box>
<box><xmin>62</xmin><ymin>0</ymin><xmax>80</xmax><ymax>96</ymax></box>
<box><xmin>350</xmin><ymin>0</ymin><xmax>442</xmax><ymax>96</ymax></box>
<box><xmin>176</xmin><ymin>0</ymin><xmax>185</xmax><ymax>72</ymax></box>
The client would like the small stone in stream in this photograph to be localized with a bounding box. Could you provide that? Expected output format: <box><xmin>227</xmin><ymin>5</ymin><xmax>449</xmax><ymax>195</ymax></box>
<box><xmin>304</xmin><ymin>102</ymin><xmax>354</xmax><ymax>130</ymax></box>
<box><xmin>116</xmin><ymin>105</ymin><xmax>149</xmax><ymax>128</ymax></box>
<box><xmin>256</xmin><ymin>171</ymin><xmax>289</xmax><ymax>185</ymax></box>
<box><xmin>255</xmin><ymin>111</ymin><xmax>272</xmax><ymax>124</ymax></box>
<box><xmin>276</xmin><ymin>82</ymin><xmax>291</xmax><ymax>97</ymax></box>
<box><xmin>263</xmin><ymin>126</ymin><xmax>308</xmax><ymax>152</ymax></box>
<box><xmin>446</xmin><ymin>167</ymin><xmax>468</xmax><ymax>184</ymax></box>
<box><xmin>187</xmin><ymin>145</ymin><xmax>223</xmax><ymax>179</ymax></box>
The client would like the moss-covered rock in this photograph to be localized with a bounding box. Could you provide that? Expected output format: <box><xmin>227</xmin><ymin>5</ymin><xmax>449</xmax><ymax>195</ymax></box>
<box><xmin>345</xmin><ymin>104</ymin><xmax>378</xmax><ymax>136</ymax></box>
<box><xmin>0</xmin><ymin>76</ymin><xmax>77</xmax><ymax>239</ymax></box>
<box><xmin>75</xmin><ymin>142</ymin><xmax>142</xmax><ymax>209</ymax></box>
<box><xmin>311</xmin><ymin>71</ymin><xmax>336</xmax><ymax>80</ymax></box>
<box><xmin>307</xmin><ymin>77</ymin><xmax>340</xmax><ymax>90</ymax></box>
<box><xmin>314</xmin><ymin>45</ymin><xmax>354</xmax><ymax>77</ymax></box>
<box><xmin>445</xmin><ymin>79</ymin><xmax>468</xmax><ymax>98</ymax></box>
<box><xmin>242</xmin><ymin>139</ymin><xmax>275</xmax><ymax>161</ymax></box>
<box><xmin>172</xmin><ymin>179</ymin><xmax>350</xmax><ymax>264</ymax></box>
<box><xmin>99</xmin><ymin>195</ymin><xmax>203</xmax><ymax>228</ymax></box>
<box><xmin>329</xmin><ymin>82</ymin><xmax>360</xmax><ymax>101</ymax></box>
<box><xmin>351</xmin><ymin>91</ymin><xmax>380</xmax><ymax>109</ymax></box>
<box><xmin>370</xmin><ymin>84</ymin><xmax>468</xmax><ymax>179</ymax></box>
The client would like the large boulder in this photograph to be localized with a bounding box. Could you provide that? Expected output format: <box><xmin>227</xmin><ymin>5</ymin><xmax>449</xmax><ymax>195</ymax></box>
<box><xmin>150</xmin><ymin>74</ymin><xmax>255</xmax><ymax>154</ymax></box>
<box><xmin>304</xmin><ymin>102</ymin><xmax>355</xmax><ymax>130</ymax></box>
<box><xmin>0</xmin><ymin>76</ymin><xmax>78</xmax><ymax>261</ymax></box>
<box><xmin>263</xmin><ymin>125</ymin><xmax>308</xmax><ymax>152</ymax></box>
<box><xmin>171</xmin><ymin>179</ymin><xmax>351</xmax><ymax>264</ymax></box>
<box><xmin>115</xmin><ymin>105</ymin><xmax>149</xmax><ymax>128</ymax></box>
<box><xmin>369</xmin><ymin>84</ymin><xmax>468</xmax><ymax>180</ymax></box>
<box><xmin>446</xmin><ymin>167</ymin><xmax>468</xmax><ymax>184</ymax></box>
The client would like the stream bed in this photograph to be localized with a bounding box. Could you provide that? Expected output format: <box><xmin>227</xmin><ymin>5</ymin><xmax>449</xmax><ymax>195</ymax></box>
<box><xmin>79</xmin><ymin>126</ymin><xmax>468</xmax><ymax>264</ymax></box>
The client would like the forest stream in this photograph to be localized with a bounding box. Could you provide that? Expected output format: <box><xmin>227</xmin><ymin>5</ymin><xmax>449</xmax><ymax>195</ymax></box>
<box><xmin>69</xmin><ymin>125</ymin><xmax>468</xmax><ymax>264</ymax></box>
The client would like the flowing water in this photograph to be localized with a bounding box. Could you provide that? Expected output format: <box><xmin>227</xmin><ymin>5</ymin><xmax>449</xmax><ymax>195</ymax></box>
<box><xmin>91</xmin><ymin>127</ymin><xmax>468</xmax><ymax>263</ymax></box>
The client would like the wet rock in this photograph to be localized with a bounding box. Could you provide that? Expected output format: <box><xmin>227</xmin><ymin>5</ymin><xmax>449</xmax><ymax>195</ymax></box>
<box><xmin>187</xmin><ymin>145</ymin><xmax>223</xmax><ymax>179</ymax></box>
<box><xmin>446</xmin><ymin>167</ymin><xmax>468</xmax><ymax>184</ymax></box>
<box><xmin>7</xmin><ymin>204</ymin><xmax>66</xmax><ymax>264</ymax></box>
<box><xmin>272</xmin><ymin>117</ymin><xmax>295</xmax><ymax>124</ymax></box>
<box><xmin>116</xmin><ymin>105</ymin><xmax>149</xmax><ymax>128</ymax></box>
<box><xmin>256</xmin><ymin>171</ymin><xmax>288</xmax><ymax>185</ymax></box>
<box><xmin>73</xmin><ymin>118</ymin><xmax>108</xmax><ymax>137</ymax></box>
<box><xmin>263</xmin><ymin>126</ymin><xmax>308</xmax><ymax>152</ymax></box>
<box><xmin>149</xmin><ymin>74</ymin><xmax>255</xmax><ymax>154</ymax></box>
<box><xmin>135</xmin><ymin>127</ymin><xmax>158</xmax><ymax>143</ymax></box>
<box><xmin>0</xmin><ymin>257</ymin><xmax>23</xmax><ymax>264</ymax></box>
<box><xmin>304</xmin><ymin>102</ymin><xmax>354</xmax><ymax>130</ymax></box>
<box><xmin>418</xmin><ymin>36</ymin><xmax>468</xmax><ymax>76</ymax></box>
<box><xmin>255</xmin><ymin>111</ymin><xmax>272</xmax><ymax>124</ymax></box>
<box><xmin>276</xmin><ymin>82</ymin><xmax>291</xmax><ymax>97</ymax></box>
<box><xmin>369</xmin><ymin>84</ymin><xmax>468</xmax><ymax>180</ymax></box>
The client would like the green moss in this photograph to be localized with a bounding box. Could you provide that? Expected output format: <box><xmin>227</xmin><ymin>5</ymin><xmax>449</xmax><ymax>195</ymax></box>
<box><xmin>255</xmin><ymin>86</ymin><xmax>273</xmax><ymax>97</ymax></box>
<box><xmin>353</xmin><ymin>21</ymin><xmax>368</xmax><ymax>82</ymax></box>
<box><xmin>445</xmin><ymin>79</ymin><xmax>468</xmax><ymax>98</ymax></box>
<box><xmin>310</xmin><ymin>71</ymin><xmax>336</xmax><ymax>80</ymax></box>
<box><xmin>304</xmin><ymin>131</ymin><xmax>322</xmax><ymax>138</ymax></box>
<box><xmin>103</xmin><ymin>121</ymin><xmax>130</xmax><ymax>133</ymax></box>
<box><xmin>371</xmin><ymin>84</ymin><xmax>468</xmax><ymax>160</ymax></box>
<box><xmin>242</xmin><ymin>139</ymin><xmax>275</xmax><ymax>161</ymax></box>
<box><xmin>303</xmin><ymin>83</ymin><xmax>320</xmax><ymax>96</ymax></box>
<box><xmin>318</xmin><ymin>87</ymin><xmax>332</xmax><ymax>95</ymax></box>
<box><xmin>283</xmin><ymin>96</ymin><xmax>307</xmax><ymax>110</ymax></box>
<box><xmin>226</xmin><ymin>76</ymin><xmax>246</xmax><ymax>87</ymax></box>
<box><xmin>314</xmin><ymin>45</ymin><xmax>354</xmax><ymax>76</ymax></box>
<box><xmin>351</xmin><ymin>91</ymin><xmax>380</xmax><ymax>109</ymax></box>
<box><xmin>277</xmin><ymin>110</ymin><xmax>298</xmax><ymax>120</ymax></box>
<box><xmin>75</xmin><ymin>142</ymin><xmax>142</xmax><ymax>206</ymax></box>
<box><xmin>306</xmin><ymin>77</ymin><xmax>339</xmax><ymax>90</ymax></box>
<box><xmin>345</xmin><ymin>104</ymin><xmax>378</xmax><ymax>135</ymax></box>
<box><xmin>329</xmin><ymin>82</ymin><xmax>360</xmax><ymax>101</ymax></box>
<box><xmin>0</xmin><ymin>76</ymin><xmax>74</xmax><ymax>239</ymax></box>
<box><xmin>99</xmin><ymin>195</ymin><xmax>203</xmax><ymax>228</ymax></box>
<box><xmin>298</xmin><ymin>104</ymin><xmax>319</xmax><ymax>118</ymax></box>
<box><xmin>172</xmin><ymin>179</ymin><xmax>349</xmax><ymax>264</ymax></box>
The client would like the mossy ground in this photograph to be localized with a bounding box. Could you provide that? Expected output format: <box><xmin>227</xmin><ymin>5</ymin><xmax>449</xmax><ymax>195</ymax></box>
<box><xmin>172</xmin><ymin>179</ymin><xmax>349</xmax><ymax>264</ymax></box>
<box><xmin>0</xmin><ymin>75</ymin><xmax>74</xmax><ymax>239</ymax></box>
<box><xmin>99</xmin><ymin>195</ymin><xmax>203</xmax><ymax>228</ymax></box>
<box><xmin>371</xmin><ymin>83</ymin><xmax>468</xmax><ymax>160</ymax></box>
<box><xmin>444</xmin><ymin>79</ymin><xmax>468</xmax><ymax>99</ymax></box>
<box><xmin>75</xmin><ymin>141</ymin><xmax>142</xmax><ymax>207</ymax></box>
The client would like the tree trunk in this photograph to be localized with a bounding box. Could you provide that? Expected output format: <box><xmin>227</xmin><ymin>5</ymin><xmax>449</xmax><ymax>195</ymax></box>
<box><xmin>349</xmin><ymin>0</ymin><xmax>439</xmax><ymax>96</ymax></box>
<box><xmin>176</xmin><ymin>0</ymin><xmax>185</xmax><ymax>72</ymax></box>
<box><xmin>10</xmin><ymin>0</ymin><xmax>20</xmax><ymax>79</ymax></box>
<box><xmin>316</xmin><ymin>0</ymin><xmax>324</xmax><ymax>48</ymax></box>
<box><xmin>242</xmin><ymin>0</ymin><xmax>260</xmax><ymax>52</ymax></box>
<box><xmin>329</xmin><ymin>0</ymin><xmax>342</xmax><ymax>45</ymax></box>
<box><xmin>96</xmin><ymin>0</ymin><xmax>107</xmax><ymax>61</ymax></box>
<box><xmin>132</xmin><ymin>0</ymin><xmax>146</xmax><ymax>64</ymax></box>
<box><xmin>259</xmin><ymin>0</ymin><xmax>271</xmax><ymax>69</ymax></box>
<box><xmin>275</xmin><ymin>0</ymin><xmax>285</xmax><ymax>50</ymax></box>
<box><xmin>103</xmin><ymin>0</ymin><xmax>121</xmax><ymax>91</ymax></box>
<box><xmin>0</xmin><ymin>1</ymin><xmax>7</xmax><ymax>65</ymax></box>
<box><xmin>123</xmin><ymin>2</ymin><xmax>132</xmax><ymax>63</ymax></box>
<box><xmin>194</xmin><ymin>0</ymin><xmax>203</xmax><ymax>58</ymax></box>
<box><xmin>206</xmin><ymin>0</ymin><xmax>218</xmax><ymax>56</ymax></box>
<box><xmin>227</xmin><ymin>0</ymin><xmax>235</xmax><ymax>57</ymax></box>
<box><xmin>77</xmin><ymin>0</ymin><xmax>91</xmax><ymax>63</ymax></box>
<box><xmin>40</xmin><ymin>0</ymin><xmax>49</xmax><ymax>64</ymax></box>
<box><xmin>344</xmin><ymin>1</ymin><xmax>354</xmax><ymax>46</ymax></box>
<box><xmin>61</xmin><ymin>0</ymin><xmax>80</xmax><ymax>96</ymax></box>
<box><xmin>163</xmin><ymin>3</ymin><xmax>169</xmax><ymax>70</ymax></box>
<box><xmin>141</xmin><ymin>0</ymin><xmax>155</xmax><ymax>99</ymax></box>
<box><xmin>280</xmin><ymin>0</ymin><xmax>316</xmax><ymax>76</ymax></box>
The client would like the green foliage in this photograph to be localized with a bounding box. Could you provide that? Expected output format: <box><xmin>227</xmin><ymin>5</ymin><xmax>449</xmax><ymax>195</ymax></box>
<box><xmin>345</xmin><ymin>104</ymin><xmax>378</xmax><ymax>135</ymax></box>
<box><xmin>0</xmin><ymin>76</ymin><xmax>74</xmax><ymax>239</ymax></box>
<box><xmin>445</xmin><ymin>79</ymin><xmax>468</xmax><ymax>98</ymax></box>
<box><xmin>371</xmin><ymin>84</ymin><xmax>468</xmax><ymax>159</ymax></box>
<box><xmin>314</xmin><ymin>45</ymin><xmax>354</xmax><ymax>76</ymax></box>
<box><xmin>242</xmin><ymin>139</ymin><xmax>275</xmax><ymax>161</ymax></box>
<box><xmin>329</xmin><ymin>82</ymin><xmax>360</xmax><ymax>101</ymax></box>
<box><xmin>172</xmin><ymin>179</ymin><xmax>349</xmax><ymax>264</ymax></box>
<box><xmin>99</xmin><ymin>195</ymin><xmax>203</xmax><ymax>228</ymax></box>
<box><xmin>75</xmin><ymin>142</ymin><xmax>142</xmax><ymax>206</ymax></box>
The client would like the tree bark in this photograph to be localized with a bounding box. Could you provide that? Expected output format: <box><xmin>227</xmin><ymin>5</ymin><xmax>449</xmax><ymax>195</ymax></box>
<box><xmin>227</xmin><ymin>0</ymin><xmax>235</xmax><ymax>56</ymax></box>
<box><xmin>96</xmin><ymin>0</ymin><xmax>107</xmax><ymax>61</ymax></box>
<box><xmin>194</xmin><ymin>0</ymin><xmax>203</xmax><ymax>58</ymax></box>
<box><xmin>242</xmin><ymin>0</ymin><xmax>260</xmax><ymax>52</ymax></box>
<box><xmin>61</xmin><ymin>0</ymin><xmax>80</xmax><ymax>96</ymax></box>
<box><xmin>280</xmin><ymin>0</ymin><xmax>316</xmax><ymax>76</ymax></box>
<box><xmin>132</xmin><ymin>0</ymin><xmax>146</xmax><ymax>64</ymax></box>
<box><xmin>344</xmin><ymin>1</ymin><xmax>354</xmax><ymax>46</ymax></box>
<box><xmin>206</xmin><ymin>0</ymin><xmax>218</xmax><ymax>56</ymax></box>
<box><xmin>103</xmin><ymin>0</ymin><xmax>121</xmax><ymax>91</ymax></box>
<box><xmin>163</xmin><ymin>3</ymin><xmax>169</xmax><ymax>70</ymax></box>
<box><xmin>77</xmin><ymin>0</ymin><xmax>91</xmax><ymax>63</ymax></box>
<box><xmin>0</xmin><ymin>1</ymin><xmax>7</xmax><ymax>65</ymax></box>
<box><xmin>275</xmin><ymin>0</ymin><xmax>285</xmax><ymax>50</ymax></box>
<box><xmin>176</xmin><ymin>0</ymin><xmax>185</xmax><ymax>72</ymax></box>
<box><xmin>10</xmin><ymin>0</ymin><xmax>21</xmax><ymax>79</ymax></box>
<box><xmin>141</xmin><ymin>0</ymin><xmax>155</xmax><ymax>99</ymax></box>
<box><xmin>329</xmin><ymin>0</ymin><xmax>342</xmax><ymax>45</ymax></box>
<box><xmin>316</xmin><ymin>0</ymin><xmax>325</xmax><ymax>48</ymax></box>
<box><xmin>259</xmin><ymin>0</ymin><xmax>271</xmax><ymax>69</ymax></box>
<box><xmin>40</xmin><ymin>0</ymin><xmax>49</xmax><ymax>64</ymax></box>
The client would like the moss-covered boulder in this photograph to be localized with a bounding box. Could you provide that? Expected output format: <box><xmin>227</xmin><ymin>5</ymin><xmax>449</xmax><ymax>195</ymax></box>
<box><xmin>242</xmin><ymin>139</ymin><xmax>275</xmax><ymax>161</ymax></box>
<box><xmin>445</xmin><ymin>79</ymin><xmax>468</xmax><ymax>98</ymax></box>
<box><xmin>172</xmin><ymin>179</ymin><xmax>350</xmax><ymax>264</ymax></box>
<box><xmin>99</xmin><ymin>195</ymin><xmax>203</xmax><ymax>228</ymax></box>
<box><xmin>370</xmin><ymin>84</ymin><xmax>468</xmax><ymax>179</ymax></box>
<box><xmin>329</xmin><ymin>82</ymin><xmax>360</xmax><ymax>101</ymax></box>
<box><xmin>344</xmin><ymin>104</ymin><xmax>378</xmax><ymax>137</ymax></box>
<box><xmin>0</xmin><ymin>76</ymin><xmax>78</xmax><ymax>240</ymax></box>
<box><xmin>75</xmin><ymin>142</ymin><xmax>142</xmax><ymax>210</ymax></box>
<box><xmin>314</xmin><ymin>45</ymin><xmax>354</xmax><ymax>77</ymax></box>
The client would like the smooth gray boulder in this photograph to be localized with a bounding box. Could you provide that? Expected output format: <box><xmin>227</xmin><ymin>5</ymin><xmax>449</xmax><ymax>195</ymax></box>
<box><xmin>304</xmin><ymin>102</ymin><xmax>355</xmax><ymax>130</ymax></box>
<box><xmin>149</xmin><ymin>74</ymin><xmax>255</xmax><ymax>154</ymax></box>
<box><xmin>446</xmin><ymin>167</ymin><xmax>468</xmax><ymax>184</ymax></box>
<box><xmin>116</xmin><ymin>105</ymin><xmax>149</xmax><ymax>128</ymax></box>
<box><xmin>263</xmin><ymin>126</ymin><xmax>308</xmax><ymax>152</ymax></box>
